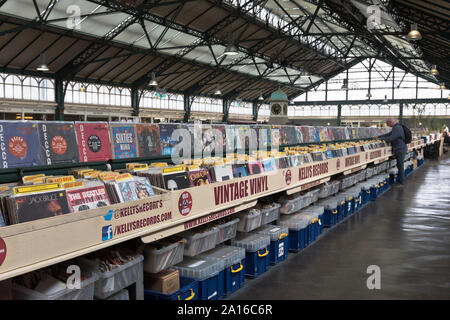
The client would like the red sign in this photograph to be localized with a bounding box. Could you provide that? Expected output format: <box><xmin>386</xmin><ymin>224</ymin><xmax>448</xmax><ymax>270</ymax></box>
<box><xmin>8</xmin><ymin>136</ymin><xmax>27</xmax><ymax>158</ymax></box>
<box><xmin>336</xmin><ymin>159</ymin><xmax>341</xmax><ymax>170</ymax></box>
<box><xmin>179</xmin><ymin>191</ymin><xmax>193</xmax><ymax>216</ymax></box>
<box><xmin>285</xmin><ymin>169</ymin><xmax>292</xmax><ymax>185</ymax></box>
<box><xmin>51</xmin><ymin>135</ymin><xmax>68</xmax><ymax>155</ymax></box>
<box><xmin>0</xmin><ymin>237</ymin><xmax>6</xmax><ymax>266</ymax></box>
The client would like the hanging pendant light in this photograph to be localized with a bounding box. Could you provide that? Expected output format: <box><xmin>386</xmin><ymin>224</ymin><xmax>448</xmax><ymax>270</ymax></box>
<box><xmin>341</xmin><ymin>78</ymin><xmax>348</xmax><ymax>90</ymax></box>
<box><xmin>383</xmin><ymin>95</ymin><xmax>388</xmax><ymax>102</ymax></box>
<box><xmin>440</xmin><ymin>82</ymin><xmax>446</xmax><ymax>90</ymax></box>
<box><xmin>430</xmin><ymin>65</ymin><xmax>439</xmax><ymax>75</ymax></box>
<box><xmin>214</xmin><ymin>84</ymin><xmax>222</xmax><ymax>95</ymax></box>
<box><xmin>407</xmin><ymin>23</ymin><xmax>422</xmax><ymax>40</ymax></box>
<box><xmin>36</xmin><ymin>53</ymin><xmax>49</xmax><ymax>72</ymax></box>
<box><xmin>149</xmin><ymin>72</ymin><xmax>158</xmax><ymax>86</ymax></box>
<box><xmin>224</xmin><ymin>33</ymin><xmax>239</xmax><ymax>56</ymax></box>
<box><xmin>258</xmin><ymin>93</ymin><xmax>264</xmax><ymax>101</ymax></box>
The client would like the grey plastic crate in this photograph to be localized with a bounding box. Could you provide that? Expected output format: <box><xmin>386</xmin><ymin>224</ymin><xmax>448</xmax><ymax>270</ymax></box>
<box><xmin>300</xmin><ymin>205</ymin><xmax>324</xmax><ymax>219</ymax></box>
<box><xmin>339</xmin><ymin>176</ymin><xmax>354</xmax><ymax>190</ymax></box>
<box><xmin>235</xmin><ymin>210</ymin><xmax>262</xmax><ymax>232</ymax></box>
<box><xmin>317</xmin><ymin>198</ymin><xmax>339</xmax><ymax>211</ymax></box>
<box><xmin>143</xmin><ymin>236</ymin><xmax>185</xmax><ymax>273</ymax></box>
<box><xmin>213</xmin><ymin>218</ymin><xmax>240</xmax><ymax>244</ymax></box>
<box><xmin>181</xmin><ymin>226</ymin><xmax>220</xmax><ymax>257</ymax></box>
<box><xmin>198</xmin><ymin>245</ymin><xmax>245</xmax><ymax>269</ymax></box>
<box><xmin>104</xmin><ymin>289</ymin><xmax>129</xmax><ymax>300</ymax></box>
<box><xmin>277</xmin><ymin>214</ymin><xmax>310</xmax><ymax>231</ymax></box>
<box><xmin>12</xmin><ymin>273</ymin><xmax>98</xmax><ymax>300</ymax></box>
<box><xmin>231</xmin><ymin>232</ymin><xmax>270</xmax><ymax>252</ymax></box>
<box><xmin>318</xmin><ymin>183</ymin><xmax>333</xmax><ymax>199</ymax></box>
<box><xmin>78</xmin><ymin>255</ymin><xmax>143</xmax><ymax>300</ymax></box>
<box><xmin>253</xmin><ymin>225</ymin><xmax>289</xmax><ymax>242</ymax></box>
<box><xmin>173</xmin><ymin>256</ymin><xmax>225</xmax><ymax>282</ymax></box>
<box><xmin>308</xmin><ymin>189</ymin><xmax>320</xmax><ymax>203</ymax></box>
<box><xmin>278</xmin><ymin>193</ymin><xmax>311</xmax><ymax>214</ymax></box>
<box><xmin>258</xmin><ymin>203</ymin><xmax>280</xmax><ymax>225</ymax></box>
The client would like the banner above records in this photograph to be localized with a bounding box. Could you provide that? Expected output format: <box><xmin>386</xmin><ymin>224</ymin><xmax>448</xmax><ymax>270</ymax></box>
<box><xmin>0</xmin><ymin>120</ymin><xmax>389</xmax><ymax>170</ymax></box>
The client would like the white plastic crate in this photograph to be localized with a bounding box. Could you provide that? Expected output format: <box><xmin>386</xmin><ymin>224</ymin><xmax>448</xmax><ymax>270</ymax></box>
<box><xmin>78</xmin><ymin>255</ymin><xmax>144</xmax><ymax>300</ymax></box>
<box><xmin>213</xmin><ymin>218</ymin><xmax>240</xmax><ymax>244</ymax></box>
<box><xmin>308</xmin><ymin>189</ymin><xmax>320</xmax><ymax>203</ymax></box>
<box><xmin>181</xmin><ymin>226</ymin><xmax>220</xmax><ymax>257</ymax></box>
<box><xmin>143</xmin><ymin>236</ymin><xmax>185</xmax><ymax>273</ymax></box>
<box><xmin>258</xmin><ymin>203</ymin><xmax>280</xmax><ymax>225</ymax></box>
<box><xmin>236</xmin><ymin>210</ymin><xmax>262</xmax><ymax>232</ymax></box>
<box><xmin>278</xmin><ymin>192</ymin><xmax>311</xmax><ymax>214</ymax></box>
<box><xmin>12</xmin><ymin>273</ymin><xmax>98</xmax><ymax>300</ymax></box>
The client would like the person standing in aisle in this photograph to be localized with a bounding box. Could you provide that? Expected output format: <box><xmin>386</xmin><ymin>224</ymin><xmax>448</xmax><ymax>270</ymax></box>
<box><xmin>378</xmin><ymin>118</ymin><xmax>408</xmax><ymax>185</ymax></box>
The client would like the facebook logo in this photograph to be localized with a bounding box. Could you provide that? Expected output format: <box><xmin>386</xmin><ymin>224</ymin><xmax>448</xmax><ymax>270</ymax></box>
<box><xmin>102</xmin><ymin>225</ymin><xmax>113</xmax><ymax>241</ymax></box>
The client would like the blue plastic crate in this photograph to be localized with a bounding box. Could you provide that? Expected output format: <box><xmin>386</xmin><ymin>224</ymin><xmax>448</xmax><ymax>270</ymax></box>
<box><xmin>308</xmin><ymin>220</ymin><xmax>320</xmax><ymax>243</ymax></box>
<box><xmin>224</xmin><ymin>261</ymin><xmax>245</xmax><ymax>295</ymax></box>
<box><xmin>323</xmin><ymin>208</ymin><xmax>338</xmax><ymax>227</ymax></box>
<box><xmin>144</xmin><ymin>277</ymin><xmax>199</xmax><ymax>301</ymax></box>
<box><xmin>337</xmin><ymin>200</ymin><xmax>346</xmax><ymax>221</ymax></box>
<box><xmin>268</xmin><ymin>235</ymin><xmax>289</xmax><ymax>265</ymax></box>
<box><xmin>370</xmin><ymin>185</ymin><xmax>380</xmax><ymax>201</ymax></box>
<box><xmin>244</xmin><ymin>247</ymin><xmax>270</xmax><ymax>278</ymax></box>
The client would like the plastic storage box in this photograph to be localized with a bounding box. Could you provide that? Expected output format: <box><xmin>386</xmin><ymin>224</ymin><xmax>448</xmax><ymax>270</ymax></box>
<box><xmin>339</xmin><ymin>176</ymin><xmax>354</xmax><ymax>190</ymax></box>
<box><xmin>181</xmin><ymin>226</ymin><xmax>220</xmax><ymax>257</ymax></box>
<box><xmin>257</xmin><ymin>203</ymin><xmax>281</xmax><ymax>225</ymax></box>
<box><xmin>361</xmin><ymin>184</ymin><xmax>371</xmax><ymax>205</ymax></box>
<box><xmin>278</xmin><ymin>192</ymin><xmax>311</xmax><ymax>214</ymax></box>
<box><xmin>143</xmin><ymin>236</ymin><xmax>185</xmax><ymax>273</ymax></box>
<box><xmin>198</xmin><ymin>246</ymin><xmax>246</xmax><ymax>296</ymax></box>
<box><xmin>104</xmin><ymin>289</ymin><xmax>129</xmax><ymax>300</ymax></box>
<box><xmin>235</xmin><ymin>209</ymin><xmax>262</xmax><ymax>232</ymax></box>
<box><xmin>231</xmin><ymin>232</ymin><xmax>271</xmax><ymax>278</ymax></box>
<box><xmin>254</xmin><ymin>225</ymin><xmax>289</xmax><ymax>265</ymax></box>
<box><xmin>12</xmin><ymin>273</ymin><xmax>98</xmax><ymax>300</ymax></box>
<box><xmin>173</xmin><ymin>256</ymin><xmax>225</xmax><ymax>300</ymax></box>
<box><xmin>349</xmin><ymin>186</ymin><xmax>362</xmax><ymax>212</ymax></box>
<box><xmin>78</xmin><ymin>255</ymin><xmax>143</xmax><ymax>300</ymax></box>
<box><xmin>333</xmin><ymin>194</ymin><xmax>347</xmax><ymax>222</ymax></box>
<box><xmin>317</xmin><ymin>198</ymin><xmax>339</xmax><ymax>227</ymax></box>
<box><xmin>144</xmin><ymin>277</ymin><xmax>199</xmax><ymax>300</ymax></box>
<box><xmin>318</xmin><ymin>181</ymin><xmax>340</xmax><ymax>199</ymax></box>
<box><xmin>299</xmin><ymin>206</ymin><xmax>324</xmax><ymax>242</ymax></box>
<box><xmin>212</xmin><ymin>218</ymin><xmax>240</xmax><ymax>244</ymax></box>
<box><xmin>277</xmin><ymin>214</ymin><xmax>310</xmax><ymax>252</ymax></box>
<box><xmin>307</xmin><ymin>188</ymin><xmax>320</xmax><ymax>204</ymax></box>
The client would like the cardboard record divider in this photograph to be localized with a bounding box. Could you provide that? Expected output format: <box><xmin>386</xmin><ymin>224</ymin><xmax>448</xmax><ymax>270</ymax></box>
<box><xmin>0</xmin><ymin>141</ymin><xmax>427</xmax><ymax>281</ymax></box>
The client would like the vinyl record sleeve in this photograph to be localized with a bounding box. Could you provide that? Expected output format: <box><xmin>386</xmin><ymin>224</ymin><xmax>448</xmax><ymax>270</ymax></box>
<box><xmin>75</xmin><ymin>122</ymin><xmax>112</xmax><ymax>162</ymax></box>
<box><xmin>262</xmin><ymin>158</ymin><xmax>277</xmax><ymax>172</ymax></box>
<box><xmin>136</xmin><ymin>123</ymin><xmax>162</xmax><ymax>157</ymax></box>
<box><xmin>295</xmin><ymin>126</ymin><xmax>303</xmax><ymax>144</ymax></box>
<box><xmin>159</xmin><ymin>123</ymin><xmax>180</xmax><ymax>156</ymax></box>
<box><xmin>248</xmin><ymin>161</ymin><xmax>264</xmax><ymax>175</ymax></box>
<box><xmin>232</xmin><ymin>164</ymin><xmax>249</xmax><ymax>178</ymax></box>
<box><xmin>66</xmin><ymin>185</ymin><xmax>111</xmax><ymax>212</ymax></box>
<box><xmin>258</xmin><ymin>125</ymin><xmax>271</xmax><ymax>149</ymax></box>
<box><xmin>280</xmin><ymin>126</ymin><xmax>290</xmax><ymax>146</ymax></box>
<box><xmin>0</xmin><ymin>121</ymin><xmax>42</xmax><ymax>168</ymax></box>
<box><xmin>11</xmin><ymin>190</ymin><xmax>70</xmax><ymax>224</ymax></box>
<box><xmin>225</xmin><ymin>125</ymin><xmax>237</xmax><ymax>153</ymax></box>
<box><xmin>212</xmin><ymin>164</ymin><xmax>233</xmax><ymax>182</ymax></box>
<box><xmin>38</xmin><ymin>122</ymin><xmax>79</xmax><ymax>165</ymax></box>
<box><xmin>110</xmin><ymin>123</ymin><xmax>138</xmax><ymax>159</ymax></box>
<box><xmin>212</xmin><ymin>124</ymin><xmax>227</xmax><ymax>154</ymax></box>
<box><xmin>162</xmin><ymin>171</ymin><xmax>190</xmax><ymax>191</ymax></box>
<box><xmin>300</xmin><ymin>127</ymin><xmax>310</xmax><ymax>143</ymax></box>
<box><xmin>271</xmin><ymin>126</ymin><xmax>281</xmax><ymax>146</ymax></box>
<box><xmin>188</xmin><ymin>169</ymin><xmax>212</xmax><ymax>187</ymax></box>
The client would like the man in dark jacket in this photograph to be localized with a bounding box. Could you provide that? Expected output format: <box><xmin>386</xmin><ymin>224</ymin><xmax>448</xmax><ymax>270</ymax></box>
<box><xmin>378</xmin><ymin>118</ymin><xmax>408</xmax><ymax>185</ymax></box>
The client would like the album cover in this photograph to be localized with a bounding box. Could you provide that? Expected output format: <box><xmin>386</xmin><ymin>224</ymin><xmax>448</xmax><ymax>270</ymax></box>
<box><xmin>202</xmin><ymin>124</ymin><xmax>215</xmax><ymax>155</ymax></box>
<box><xmin>188</xmin><ymin>169</ymin><xmax>212</xmax><ymax>187</ymax></box>
<box><xmin>258</xmin><ymin>125</ymin><xmax>271</xmax><ymax>149</ymax></box>
<box><xmin>277</xmin><ymin>157</ymin><xmax>290</xmax><ymax>169</ymax></box>
<box><xmin>212</xmin><ymin>124</ymin><xmax>227</xmax><ymax>153</ymax></box>
<box><xmin>38</xmin><ymin>122</ymin><xmax>79</xmax><ymax>166</ymax></box>
<box><xmin>0</xmin><ymin>121</ymin><xmax>42</xmax><ymax>168</ymax></box>
<box><xmin>325</xmin><ymin>150</ymin><xmax>335</xmax><ymax>159</ymax></box>
<box><xmin>75</xmin><ymin>122</ymin><xmax>112</xmax><ymax>162</ymax></box>
<box><xmin>271</xmin><ymin>126</ymin><xmax>281</xmax><ymax>146</ymax></box>
<box><xmin>312</xmin><ymin>151</ymin><xmax>326</xmax><ymax>162</ymax></box>
<box><xmin>262</xmin><ymin>158</ymin><xmax>277</xmax><ymax>172</ymax></box>
<box><xmin>319</xmin><ymin>128</ymin><xmax>328</xmax><ymax>142</ymax></box>
<box><xmin>225</xmin><ymin>125</ymin><xmax>237</xmax><ymax>153</ymax></box>
<box><xmin>289</xmin><ymin>155</ymin><xmax>302</xmax><ymax>167</ymax></box>
<box><xmin>303</xmin><ymin>153</ymin><xmax>314</xmax><ymax>163</ymax></box>
<box><xmin>344</xmin><ymin>127</ymin><xmax>350</xmax><ymax>140</ymax></box>
<box><xmin>115</xmin><ymin>176</ymin><xmax>155</xmax><ymax>202</ymax></box>
<box><xmin>162</xmin><ymin>171</ymin><xmax>190</xmax><ymax>191</ymax></box>
<box><xmin>300</xmin><ymin>127</ymin><xmax>310</xmax><ymax>143</ymax></box>
<box><xmin>327</xmin><ymin>128</ymin><xmax>335</xmax><ymax>141</ymax></box>
<box><xmin>136</xmin><ymin>123</ymin><xmax>162</xmax><ymax>157</ymax></box>
<box><xmin>10</xmin><ymin>190</ymin><xmax>70</xmax><ymax>224</ymax></box>
<box><xmin>212</xmin><ymin>164</ymin><xmax>233</xmax><ymax>182</ymax></box>
<box><xmin>66</xmin><ymin>185</ymin><xmax>111</xmax><ymax>212</ymax></box>
<box><xmin>160</xmin><ymin>123</ymin><xmax>181</xmax><ymax>156</ymax></box>
<box><xmin>295</xmin><ymin>126</ymin><xmax>303</xmax><ymax>144</ymax></box>
<box><xmin>232</xmin><ymin>164</ymin><xmax>249</xmax><ymax>178</ymax></box>
<box><xmin>280</xmin><ymin>126</ymin><xmax>290</xmax><ymax>146</ymax></box>
<box><xmin>248</xmin><ymin>161</ymin><xmax>264</xmax><ymax>175</ymax></box>
<box><xmin>110</xmin><ymin>123</ymin><xmax>138</xmax><ymax>159</ymax></box>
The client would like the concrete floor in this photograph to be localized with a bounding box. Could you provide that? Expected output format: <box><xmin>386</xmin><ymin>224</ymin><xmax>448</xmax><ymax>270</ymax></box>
<box><xmin>227</xmin><ymin>155</ymin><xmax>450</xmax><ymax>300</ymax></box>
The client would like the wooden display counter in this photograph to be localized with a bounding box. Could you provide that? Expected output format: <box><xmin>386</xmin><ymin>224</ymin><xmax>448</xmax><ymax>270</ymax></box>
<box><xmin>0</xmin><ymin>140</ymin><xmax>427</xmax><ymax>281</ymax></box>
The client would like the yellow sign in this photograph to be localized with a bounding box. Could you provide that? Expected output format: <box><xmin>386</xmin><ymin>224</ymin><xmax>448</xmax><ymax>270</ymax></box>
<box><xmin>126</xmin><ymin>163</ymin><xmax>149</xmax><ymax>170</ymax></box>
<box><xmin>46</xmin><ymin>176</ymin><xmax>76</xmax><ymax>184</ymax></box>
<box><xmin>63</xmin><ymin>181</ymin><xmax>84</xmax><ymax>189</ymax></box>
<box><xmin>162</xmin><ymin>165</ymin><xmax>186</xmax><ymax>174</ymax></box>
<box><xmin>115</xmin><ymin>173</ymin><xmax>133</xmax><ymax>182</ymax></box>
<box><xmin>22</xmin><ymin>174</ymin><xmax>45</xmax><ymax>184</ymax></box>
<box><xmin>151</xmin><ymin>162</ymin><xmax>168</xmax><ymax>167</ymax></box>
<box><xmin>14</xmin><ymin>183</ymin><xmax>62</xmax><ymax>195</ymax></box>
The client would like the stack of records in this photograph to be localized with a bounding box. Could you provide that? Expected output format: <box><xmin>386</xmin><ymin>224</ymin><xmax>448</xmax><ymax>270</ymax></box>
<box><xmin>65</xmin><ymin>181</ymin><xmax>111</xmax><ymax>212</ymax></box>
<box><xmin>161</xmin><ymin>165</ymin><xmax>190</xmax><ymax>191</ymax></box>
<box><xmin>187</xmin><ymin>167</ymin><xmax>212</xmax><ymax>187</ymax></box>
<box><xmin>4</xmin><ymin>183</ymin><xmax>71</xmax><ymax>224</ymax></box>
<box><xmin>38</xmin><ymin>122</ymin><xmax>79</xmax><ymax>166</ymax></box>
<box><xmin>109</xmin><ymin>123</ymin><xmax>138</xmax><ymax>159</ymax></box>
<box><xmin>261</xmin><ymin>158</ymin><xmax>277</xmax><ymax>172</ymax></box>
<box><xmin>248</xmin><ymin>161</ymin><xmax>263</xmax><ymax>175</ymax></box>
<box><xmin>210</xmin><ymin>164</ymin><xmax>233</xmax><ymax>182</ymax></box>
<box><xmin>136</xmin><ymin>123</ymin><xmax>162</xmax><ymax>157</ymax></box>
<box><xmin>104</xmin><ymin>173</ymin><xmax>154</xmax><ymax>203</ymax></box>
<box><xmin>231</xmin><ymin>163</ymin><xmax>249</xmax><ymax>178</ymax></box>
<box><xmin>75</xmin><ymin>122</ymin><xmax>112</xmax><ymax>162</ymax></box>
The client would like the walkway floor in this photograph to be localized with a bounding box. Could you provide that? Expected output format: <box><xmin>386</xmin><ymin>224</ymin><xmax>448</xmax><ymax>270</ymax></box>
<box><xmin>227</xmin><ymin>155</ymin><xmax>450</xmax><ymax>300</ymax></box>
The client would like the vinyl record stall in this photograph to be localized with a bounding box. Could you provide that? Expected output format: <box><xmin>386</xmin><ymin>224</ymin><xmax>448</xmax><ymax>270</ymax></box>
<box><xmin>0</xmin><ymin>120</ymin><xmax>441</xmax><ymax>300</ymax></box>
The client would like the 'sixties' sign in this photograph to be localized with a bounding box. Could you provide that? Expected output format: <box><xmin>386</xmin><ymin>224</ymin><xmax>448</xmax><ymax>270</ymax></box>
<box><xmin>179</xmin><ymin>191</ymin><xmax>193</xmax><ymax>216</ymax></box>
<box><xmin>0</xmin><ymin>237</ymin><xmax>6</xmax><ymax>266</ymax></box>
<box><xmin>214</xmin><ymin>176</ymin><xmax>268</xmax><ymax>205</ymax></box>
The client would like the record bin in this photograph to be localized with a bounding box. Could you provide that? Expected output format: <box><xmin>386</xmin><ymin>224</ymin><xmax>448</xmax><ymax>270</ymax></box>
<box><xmin>180</xmin><ymin>226</ymin><xmax>220</xmax><ymax>257</ymax></box>
<box><xmin>253</xmin><ymin>225</ymin><xmax>289</xmax><ymax>265</ymax></box>
<box><xmin>235</xmin><ymin>209</ymin><xmax>262</xmax><ymax>232</ymax></box>
<box><xmin>143</xmin><ymin>236</ymin><xmax>186</xmax><ymax>273</ymax></box>
<box><xmin>212</xmin><ymin>217</ymin><xmax>240</xmax><ymax>244</ymax></box>
<box><xmin>277</xmin><ymin>214</ymin><xmax>310</xmax><ymax>252</ymax></box>
<box><xmin>198</xmin><ymin>246</ymin><xmax>246</xmax><ymax>296</ymax></box>
<box><xmin>172</xmin><ymin>256</ymin><xmax>225</xmax><ymax>300</ymax></box>
<box><xmin>317</xmin><ymin>198</ymin><xmax>339</xmax><ymax>227</ymax></box>
<box><xmin>11</xmin><ymin>273</ymin><xmax>98</xmax><ymax>300</ymax></box>
<box><xmin>78</xmin><ymin>254</ymin><xmax>144</xmax><ymax>300</ymax></box>
<box><xmin>231</xmin><ymin>232</ymin><xmax>271</xmax><ymax>278</ymax></box>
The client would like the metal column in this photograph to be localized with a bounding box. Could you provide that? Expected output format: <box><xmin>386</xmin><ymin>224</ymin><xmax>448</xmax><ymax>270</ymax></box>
<box><xmin>131</xmin><ymin>87</ymin><xmax>139</xmax><ymax>117</ymax></box>
<box><xmin>337</xmin><ymin>104</ymin><xmax>342</xmax><ymax>126</ymax></box>
<box><xmin>399</xmin><ymin>102</ymin><xmax>403</xmax><ymax>124</ymax></box>
<box><xmin>222</xmin><ymin>99</ymin><xmax>229</xmax><ymax>123</ymax></box>
<box><xmin>55</xmin><ymin>77</ymin><xmax>64</xmax><ymax>121</ymax></box>
<box><xmin>183</xmin><ymin>94</ymin><xmax>191</xmax><ymax>123</ymax></box>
